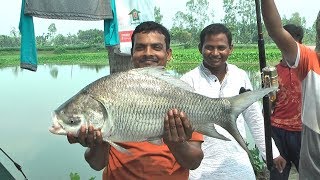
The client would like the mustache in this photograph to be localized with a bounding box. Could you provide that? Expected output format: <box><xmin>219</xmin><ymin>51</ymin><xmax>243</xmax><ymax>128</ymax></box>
<box><xmin>139</xmin><ymin>57</ymin><xmax>158</xmax><ymax>63</ymax></box>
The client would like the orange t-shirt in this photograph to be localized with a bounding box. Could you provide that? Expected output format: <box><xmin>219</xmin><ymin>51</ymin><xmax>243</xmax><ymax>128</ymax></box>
<box><xmin>103</xmin><ymin>132</ymin><xmax>203</xmax><ymax>180</ymax></box>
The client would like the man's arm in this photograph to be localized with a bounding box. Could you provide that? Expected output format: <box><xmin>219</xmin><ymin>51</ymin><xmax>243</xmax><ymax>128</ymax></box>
<box><xmin>84</xmin><ymin>142</ymin><xmax>110</xmax><ymax>171</ymax></box>
<box><xmin>67</xmin><ymin>125</ymin><xmax>110</xmax><ymax>171</ymax></box>
<box><xmin>243</xmin><ymin>102</ymin><xmax>286</xmax><ymax>172</ymax></box>
<box><xmin>163</xmin><ymin>109</ymin><xmax>204</xmax><ymax>170</ymax></box>
<box><xmin>261</xmin><ymin>0</ymin><xmax>298</xmax><ymax>66</ymax></box>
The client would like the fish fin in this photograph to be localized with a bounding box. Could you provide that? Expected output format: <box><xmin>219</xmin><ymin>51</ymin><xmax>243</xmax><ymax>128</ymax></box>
<box><xmin>196</xmin><ymin>123</ymin><xmax>230</xmax><ymax>141</ymax></box>
<box><xmin>106</xmin><ymin>140</ymin><xmax>132</xmax><ymax>155</ymax></box>
<box><xmin>226</xmin><ymin>87</ymin><xmax>277</xmax><ymax>121</ymax></box>
<box><xmin>222</xmin><ymin>87</ymin><xmax>277</xmax><ymax>155</ymax></box>
<box><xmin>133</xmin><ymin>66</ymin><xmax>195</xmax><ymax>92</ymax></box>
<box><xmin>147</xmin><ymin>138</ymin><xmax>163</xmax><ymax>145</ymax></box>
<box><xmin>221</xmin><ymin>119</ymin><xmax>250</xmax><ymax>156</ymax></box>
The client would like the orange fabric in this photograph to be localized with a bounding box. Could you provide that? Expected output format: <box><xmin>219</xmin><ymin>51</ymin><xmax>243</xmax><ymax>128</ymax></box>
<box><xmin>102</xmin><ymin>132</ymin><xmax>203</xmax><ymax>180</ymax></box>
<box><xmin>271</xmin><ymin>63</ymin><xmax>302</xmax><ymax>131</ymax></box>
<box><xmin>296</xmin><ymin>44</ymin><xmax>320</xmax><ymax>80</ymax></box>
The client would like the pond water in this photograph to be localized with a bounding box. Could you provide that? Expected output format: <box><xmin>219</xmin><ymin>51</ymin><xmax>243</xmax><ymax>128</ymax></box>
<box><xmin>0</xmin><ymin>65</ymin><xmax>109</xmax><ymax>180</ymax></box>
<box><xmin>0</xmin><ymin>65</ymin><xmax>263</xmax><ymax>180</ymax></box>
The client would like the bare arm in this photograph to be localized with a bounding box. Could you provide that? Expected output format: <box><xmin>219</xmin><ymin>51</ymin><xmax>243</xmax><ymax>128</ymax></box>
<box><xmin>67</xmin><ymin>125</ymin><xmax>110</xmax><ymax>171</ymax></box>
<box><xmin>261</xmin><ymin>0</ymin><xmax>298</xmax><ymax>66</ymax></box>
<box><xmin>163</xmin><ymin>109</ymin><xmax>204</xmax><ymax>170</ymax></box>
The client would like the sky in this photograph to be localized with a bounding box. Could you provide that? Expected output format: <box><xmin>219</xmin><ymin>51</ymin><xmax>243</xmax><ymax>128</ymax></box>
<box><xmin>0</xmin><ymin>0</ymin><xmax>318</xmax><ymax>36</ymax></box>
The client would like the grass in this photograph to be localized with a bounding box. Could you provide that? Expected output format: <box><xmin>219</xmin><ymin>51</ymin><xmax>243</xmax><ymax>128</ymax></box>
<box><xmin>0</xmin><ymin>49</ymin><xmax>108</xmax><ymax>68</ymax></box>
<box><xmin>0</xmin><ymin>46</ymin><xmax>282</xmax><ymax>73</ymax></box>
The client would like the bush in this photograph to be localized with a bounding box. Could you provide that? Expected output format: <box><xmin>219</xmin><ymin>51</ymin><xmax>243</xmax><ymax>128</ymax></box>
<box><xmin>53</xmin><ymin>46</ymin><xmax>67</xmax><ymax>54</ymax></box>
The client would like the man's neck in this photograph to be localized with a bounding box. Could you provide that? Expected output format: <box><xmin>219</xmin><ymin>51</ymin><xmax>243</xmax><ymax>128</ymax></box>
<box><xmin>203</xmin><ymin>62</ymin><xmax>227</xmax><ymax>83</ymax></box>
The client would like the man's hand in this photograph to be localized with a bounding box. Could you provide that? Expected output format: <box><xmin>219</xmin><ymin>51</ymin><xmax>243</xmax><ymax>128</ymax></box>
<box><xmin>273</xmin><ymin>155</ymin><xmax>287</xmax><ymax>173</ymax></box>
<box><xmin>67</xmin><ymin>125</ymin><xmax>110</xmax><ymax>171</ymax></box>
<box><xmin>67</xmin><ymin>125</ymin><xmax>103</xmax><ymax>148</ymax></box>
<box><xmin>163</xmin><ymin>108</ymin><xmax>193</xmax><ymax>146</ymax></box>
<box><xmin>162</xmin><ymin>108</ymin><xmax>203</xmax><ymax>169</ymax></box>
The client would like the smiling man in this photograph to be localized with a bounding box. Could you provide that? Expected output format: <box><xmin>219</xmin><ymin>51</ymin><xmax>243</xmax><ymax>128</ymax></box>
<box><xmin>181</xmin><ymin>23</ymin><xmax>286</xmax><ymax>179</ymax></box>
<box><xmin>130</xmin><ymin>22</ymin><xmax>172</xmax><ymax>68</ymax></box>
<box><xmin>67</xmin><ymin>21</ymin><xmax>203</xmax><ymax>180</ymax></box>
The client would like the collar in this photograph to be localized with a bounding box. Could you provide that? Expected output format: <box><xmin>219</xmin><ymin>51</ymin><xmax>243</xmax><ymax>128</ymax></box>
<box><xmin>200</xmin><ymin>62</ymin><xmax>229</xmax><ymax>76</ymax></box>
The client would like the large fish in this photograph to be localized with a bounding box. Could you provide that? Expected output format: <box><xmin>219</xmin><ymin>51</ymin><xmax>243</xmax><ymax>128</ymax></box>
<box><xmin>49</xmin><ymin>67</ymin><xmax>276</xmax><ymax>155</ymax></box>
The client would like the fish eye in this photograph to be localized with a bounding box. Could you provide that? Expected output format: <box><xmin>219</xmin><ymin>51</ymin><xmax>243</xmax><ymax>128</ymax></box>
<box><xmin>60</xmin><ymin>111</ymin><xmax>64</xmax><ymax>114</ymax></box>
<box><xmin>67</xmin><ymin>118</ymin><xmax>80</xmax><ymax>125</ymax></box>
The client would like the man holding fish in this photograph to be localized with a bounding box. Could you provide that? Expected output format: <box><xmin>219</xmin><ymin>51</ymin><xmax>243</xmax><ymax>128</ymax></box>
<box><xmin>66</xmin><ymin>21</ymin><xmax>204</xmax><ymax>180</ymax></box>
<box><xmin>50</xmin><ymin>21</ymin><xmax>279</xmax><ymax>179</ymax></box>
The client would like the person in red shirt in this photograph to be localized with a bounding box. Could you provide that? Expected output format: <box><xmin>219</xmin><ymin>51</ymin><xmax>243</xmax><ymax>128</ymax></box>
<box><xmin>67</xmin><ymin>21</ymin><xmax>204</xmax><ymax>180</ymax></box>
<box><xmin>270</xmin><ymin>24</ymin><xmax>303</xmax><ymax>180</ymax></box>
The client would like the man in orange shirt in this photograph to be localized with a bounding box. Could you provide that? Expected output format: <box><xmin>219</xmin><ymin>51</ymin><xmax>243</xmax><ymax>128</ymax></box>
<box><xmin>261</xmin><ymin>0</ymin><xmax>320</xmax><ymax>178</ymax></box>
<box><xmin>67</xmin><ymin>21</ymin><xmax>204</xmax><ymax>180</ymax></box>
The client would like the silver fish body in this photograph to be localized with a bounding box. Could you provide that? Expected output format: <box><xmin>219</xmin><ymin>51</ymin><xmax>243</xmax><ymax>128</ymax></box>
<box><xmin>49</xmin><ymin>67</ymin><xmax>276</xmax><ymax>154</ymax></box>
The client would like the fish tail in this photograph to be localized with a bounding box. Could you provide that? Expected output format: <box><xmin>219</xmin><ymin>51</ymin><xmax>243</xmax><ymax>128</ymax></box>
<box><xmin>223</xmin><ymin>87</ymin><xmax>277</xmax><ymax>156</ymax></box>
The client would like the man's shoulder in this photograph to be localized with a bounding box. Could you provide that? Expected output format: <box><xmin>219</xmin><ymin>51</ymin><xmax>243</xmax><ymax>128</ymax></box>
<box><xmin>227</xmin><ymin>63</ymin><xmax>247</xmax><ymax>74</ymax></box>
<box><xmin>181</xmin><ymin>66</ymin><xmax>201</xmax><ymax>79</ymax></box>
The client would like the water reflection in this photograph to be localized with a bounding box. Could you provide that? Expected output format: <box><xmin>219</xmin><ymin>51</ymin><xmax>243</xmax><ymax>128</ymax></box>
<box><xmin>0</xmin><ymin>65</ymin><xmax>109</xmax><ymax>180</ymax></box>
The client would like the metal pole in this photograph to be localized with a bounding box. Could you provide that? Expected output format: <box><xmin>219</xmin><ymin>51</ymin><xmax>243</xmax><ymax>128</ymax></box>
<box><xmin>254</xmin><ymin>0</ymin><xmax>273</xmax><ymax>171</ymax></box>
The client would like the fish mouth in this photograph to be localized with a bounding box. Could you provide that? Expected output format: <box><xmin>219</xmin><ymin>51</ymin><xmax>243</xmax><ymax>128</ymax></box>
<box><xmin>49</xmin><ymin>113</ymin><xmax>67</xmax><ymax>135</ymax></box>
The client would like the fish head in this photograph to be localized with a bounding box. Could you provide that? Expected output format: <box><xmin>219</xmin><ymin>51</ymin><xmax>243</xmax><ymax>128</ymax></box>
<box><xmin>49</xmin><ymin>91</ymin><xmax>108</xmax><ymax>136</ymax></box>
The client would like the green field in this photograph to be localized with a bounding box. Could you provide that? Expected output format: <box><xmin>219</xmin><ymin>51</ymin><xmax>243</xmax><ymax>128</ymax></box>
<box><xmin>0</xmin><ymin>45</ymin><xmax>282</xmax><ymax>72</ymax></box>
<box><xmin>168</xmin><ymin>46</ymin><xmax>281</xmax><ymax>73</ymax></box>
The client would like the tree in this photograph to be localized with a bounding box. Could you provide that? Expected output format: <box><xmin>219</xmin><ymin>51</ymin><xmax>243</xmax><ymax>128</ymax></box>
<box><xmin>154</xmin><ymin>6</ymin><xmax>163</xmax><ymax>24</ymax></box>
<box><xmin>303</xmin><ymin>20</ymin><xmax>316</xmax><ymax>45</ymax></box>
<box><xmin>65</xmin><ymin>33</ymin><xmax>81</xmax><ymax>45</ymax></box>
<box><xmin>173</xmin><ymin>0</ymin><xmax>211</xmax><ymax>30</ymax></box>
<box><xmin>171</xmin><ymin>0</ymin><xmax>212</xmax><ymax>45</ymax></box>
<box><xmin>222</xmin><ymin>0</ymin><xmax>237</xmax><ymax>36</ymax></box>
<box><xmin>170</xmin><ymin>26</ymin><xmax>192</xmax><ymax>47</ymax></box>
<box><xmin>0</xmin><ymin>35</ymin><xmax>15</xmax><ymax>47</ymax></box>
<box><xmin>36</xmin><ymin>33</ymin><xmax>49</xmax><ymax>46</ymax></box>
<box><xmin>281</xmin><ymin>12</ymin><xmax>318</xmax><ymax>45</ymax></box>
<box><xmin>48</xmin><ymin>23</ymin><xmax>57</xmax><ymax>40</ymax></box>
<box><xmin>221</xmin><ymin>0</ymin><xmax>257</xmax><ymax>44</ymax></box>
<box><xmin>52</xmin><ymin>34</ymin><xmax>66</xmax><ymax>46</ymax></box>
<box><xmin>235</xmin><ymin>0</ymin><xmax>257</xmax><ymax>43</ymax></box>
<box><xmin>77</xmin><ymin>29</ymin><xmax>104</xmax><ymax>45</ymax></box>
<box><xmin>282</xmin><ymin>12</ymin><xmax>306</xmax><ymax>27</ymax></box>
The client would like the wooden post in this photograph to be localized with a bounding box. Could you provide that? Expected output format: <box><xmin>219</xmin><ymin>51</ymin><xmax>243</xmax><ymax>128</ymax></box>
<box><xmin>106</xmin><ymin>46</ymin><xmax>134</xmax><ymax>74</ymax></box>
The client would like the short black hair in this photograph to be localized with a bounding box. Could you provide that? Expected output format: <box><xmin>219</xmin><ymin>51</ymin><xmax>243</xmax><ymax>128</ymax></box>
<box><xmin>283</xmin><ymin>24</ymin><xmax>304</xmax><ymax>44</ymax></box>
<box><xmin>199</xmin><ymin>23</ymin><xmax>232</xmax><ymax>50</ymax></box>
<box><xmin>131</xmin><ymin>21</ymin><xmax>171</xmax><ymax>50</ymax></box>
